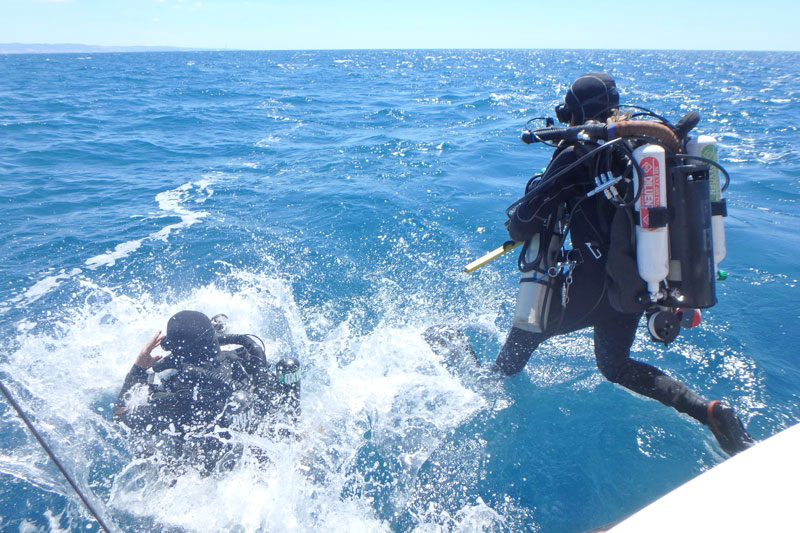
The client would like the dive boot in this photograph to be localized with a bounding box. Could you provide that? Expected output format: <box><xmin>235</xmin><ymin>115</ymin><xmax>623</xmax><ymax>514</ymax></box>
<box><xmin>707</xmin><ymin>400</ymin><xmax>755</xmax><ymax>456</ymax></box>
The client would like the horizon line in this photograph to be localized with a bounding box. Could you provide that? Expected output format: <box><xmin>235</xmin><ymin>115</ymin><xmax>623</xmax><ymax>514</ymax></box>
<box><xmin>2</xmin><ymin>43</ymin><xmax>799</xmax><ymax>54</ymax></box>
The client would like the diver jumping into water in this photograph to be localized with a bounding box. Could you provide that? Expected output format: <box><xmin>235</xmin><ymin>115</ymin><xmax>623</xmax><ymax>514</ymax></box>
<box><xmin>114</xmin><ymin>310</ymin><xmax>301</xmax><ymax>474</ymax></box>
<box><xmin>444</xmin><ymin>73</ymin><xmax>754</xmax><ymax>456</ymax></box>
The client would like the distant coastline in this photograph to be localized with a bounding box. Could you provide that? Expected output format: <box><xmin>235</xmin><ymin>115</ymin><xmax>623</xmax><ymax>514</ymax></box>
<box><xmin>0</xmin><ymin>43</ymin><xmax>208</xmax><ymax>54</ymax></box>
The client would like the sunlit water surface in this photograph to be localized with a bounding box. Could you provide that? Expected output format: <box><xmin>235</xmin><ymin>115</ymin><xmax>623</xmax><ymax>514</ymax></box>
<box><xmin>1</xmin><ymin>49</ymin><xmax>798</xmax><ymax>532</ymax></box>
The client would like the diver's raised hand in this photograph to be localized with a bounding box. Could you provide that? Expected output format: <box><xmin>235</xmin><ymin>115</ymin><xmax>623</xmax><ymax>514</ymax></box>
<box><xmin>134</xmin><ymin>330</ymin><xmax>165</xmax><ymax>370</ymax></box>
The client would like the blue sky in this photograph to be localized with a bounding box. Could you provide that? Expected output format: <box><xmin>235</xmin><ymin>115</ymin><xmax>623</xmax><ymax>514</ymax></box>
<box><xmin>1</xmin><ymin>0</ymin><xmax>797</xmax><ymax>51</ymax></box>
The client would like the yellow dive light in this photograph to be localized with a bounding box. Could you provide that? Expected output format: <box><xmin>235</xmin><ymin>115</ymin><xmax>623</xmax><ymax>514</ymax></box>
<box><xmin>463</xmin><ymin>241</ymin><xmax>522</xmax><ymax>273</ymax></box>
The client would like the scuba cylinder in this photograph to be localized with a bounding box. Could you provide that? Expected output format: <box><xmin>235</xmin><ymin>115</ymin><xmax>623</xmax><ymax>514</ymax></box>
<box><xmin>665</xmin><ymin>161</ymin><xmax>716</xmax><ymax>308</ymax></box>
<box><xmin>276</xmin><ymin>357</ymin><xmax>301</xmax><ymax>386</ymax></box>
<box><xmin>275</xmin><ymin>357</ymin><xmax>301</xmax><ymax>419</ymax></box>
<box><xmin>633</xmin><ymin>144</ymin><xmax>670</xmax><ymax>302</ymax></box>
<box><xmin>512</xmin><ymin>213</ymin><xmax>563</xmax><ymax>333</ymax></box>
<box><xmin>687</xmin><ymin>135</ymin><xmax>726</xmax><ymax>268</ymax></box>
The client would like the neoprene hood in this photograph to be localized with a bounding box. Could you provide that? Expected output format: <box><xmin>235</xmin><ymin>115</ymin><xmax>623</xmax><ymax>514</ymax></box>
<box><xmin>160</xmin><ymin>310</ymin><xmax>221</xmax><ymax>364</ymax></box>
<box><xmin>560</xmin><ymin>72</ymin><xmax>619</xmax><ymax>124</ymax></box>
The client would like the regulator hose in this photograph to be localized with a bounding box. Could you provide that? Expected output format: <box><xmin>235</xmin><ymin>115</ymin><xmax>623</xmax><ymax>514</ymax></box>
<box><xmin>606</xmin><ymin>121</ymin><xmax>680</xmax><ymax>152</ymax></box>
<box><xmin>522</xmin><ymin>125</ymin><xmax>606</xmax><ymax>145</ymax></box>
<box><xmin>672</xmin><ymin>111</ymin><xmax>700</xmax><ymax>140</ymax></box>
<box><xmin>522</xmin><ymin>120</ymin><xmax>681</xmax><ymax>153</ymax></box>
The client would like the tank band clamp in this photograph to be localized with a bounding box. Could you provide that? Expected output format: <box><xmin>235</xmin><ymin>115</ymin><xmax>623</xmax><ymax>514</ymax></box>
<box><xmin>635</xmin><ymin>207</ymin><xmax>670</xmax><ymax>228</ymax></box>
<box><xmin>520</xmin><ymin>276</ymin><xmax>556</xmax><ymax>286</ymax></box>
<box><xmin>711</xmin><ymin>199</ymin><xmax>727</xmax><ymax>217</ymax></box>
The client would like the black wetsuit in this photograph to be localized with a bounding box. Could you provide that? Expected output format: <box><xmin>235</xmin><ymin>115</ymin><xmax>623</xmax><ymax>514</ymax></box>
<box><xmin>496</xmin><ymin>140</ymin><xmax>711</xmax><ymax>425</ymax></box>
<box><xmin>115</xmin><ymin>334</ymin><xmax>299</xmax><ymax>473</ymax></box>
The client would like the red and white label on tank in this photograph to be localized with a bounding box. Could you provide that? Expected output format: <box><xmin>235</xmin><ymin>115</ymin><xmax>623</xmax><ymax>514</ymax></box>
<box><xmin>639</xmin><ymin>156</ymin><xmax>661</xmax><ymax>229</ymax></box>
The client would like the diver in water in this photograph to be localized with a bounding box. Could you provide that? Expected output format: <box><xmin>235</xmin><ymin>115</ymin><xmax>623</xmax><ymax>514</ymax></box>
<box><xmin>114</xmin><ymin>310</ymin><xmax>301</xmax><ymax>474</ymax></box>
<box><xmin>491</xmin><ymin>72</ymin><xmax>754</xmax><ymax>456</ymax></box>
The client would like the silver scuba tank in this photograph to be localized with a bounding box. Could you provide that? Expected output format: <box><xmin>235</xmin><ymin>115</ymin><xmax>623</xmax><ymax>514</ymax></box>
<box><xmin>512</xmin><ymin>212</ymin><xmax>563</xmax><ymax>333</ymax></box>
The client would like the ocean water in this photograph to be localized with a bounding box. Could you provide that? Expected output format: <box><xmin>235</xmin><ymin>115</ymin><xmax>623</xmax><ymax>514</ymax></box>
<box><xmin>1</xmin><ymin>49</ymin><xmax>798</xmax><ymax>532</ymax></box>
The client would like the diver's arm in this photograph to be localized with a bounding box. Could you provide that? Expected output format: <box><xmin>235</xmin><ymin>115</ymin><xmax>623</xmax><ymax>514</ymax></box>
<box><xmin>134</xmin><ymin>330</ymin><xmax>165</xmax><ymax>370</ymax></box>
<box><xmin>218</xmin><ymin>333</ymin><xmax>274</xmax><ymax>387</ymax></box>
<box><xmin>218</xmin><ymin>334</ymin><xmax>266</xmax><ymax>364</ymax></box>
<box><xmin>113</xmin><ymin>330</ymin><xmax>164</xmax><ymax>417</ymax></box>
<box><xmin>506</xmin><ymin>146</ymin><xmax>584</xmax><ymax>242</ymax></box>
<box><xmin>219</xmin><ymin>333</ymin><xmax>300</xmax><ymax>425</ymax></box>
<box><xmin>217</xmin><ymin>333</ymin><xmax>277</xmax><ymax>406</ymax></box>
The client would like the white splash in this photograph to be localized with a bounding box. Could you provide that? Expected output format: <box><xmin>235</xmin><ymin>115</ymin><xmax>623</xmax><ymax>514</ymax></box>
<box><xmin>2</xmin><ymin>268</ymin><xmax>499</xmax><ymax>532</ymax></box>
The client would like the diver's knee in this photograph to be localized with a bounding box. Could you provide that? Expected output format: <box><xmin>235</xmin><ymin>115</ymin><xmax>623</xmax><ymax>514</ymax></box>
<box><xmin>595</xmin><ymin>357</ymin><xmax>623</xmax><ymax>383</ymax></box>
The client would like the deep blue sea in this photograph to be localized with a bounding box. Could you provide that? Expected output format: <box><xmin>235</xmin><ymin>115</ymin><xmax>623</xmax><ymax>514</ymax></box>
<box><xmin>1</xmin><ymin>49</ymin><xmax>799</xmax><ymax>532</ymax></box>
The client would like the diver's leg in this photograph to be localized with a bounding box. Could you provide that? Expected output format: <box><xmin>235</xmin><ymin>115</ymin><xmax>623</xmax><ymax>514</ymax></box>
<box><xmin>593</xmin><ymin>313</ymin><xmax>709</xmax><ymax>422</ymax></box>
<box><xmin>493</xmin><ymin>261</ymin><xmax>598</xmax><ymax>376</ymax></box>
<box><xmin>593</xmin><ymin>313</ymin><xmax>754</xmax><ymax>454</ymax></box>
<box><xmin>492</xmin><ymin>326</ymin><xmax>547</xmax><ymax>375</ymax></box>
<box><xmin>423</xmin><ymin>325</ymin><xmax>478</xmax><ymax>366</ymax></box>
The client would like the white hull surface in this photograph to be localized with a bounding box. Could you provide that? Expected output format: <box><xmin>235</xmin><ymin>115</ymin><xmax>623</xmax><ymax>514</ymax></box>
<box><xmin>610</xmin><ymin>422</ymin><xmax>800</xmax><ymax>532</ymax></box>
